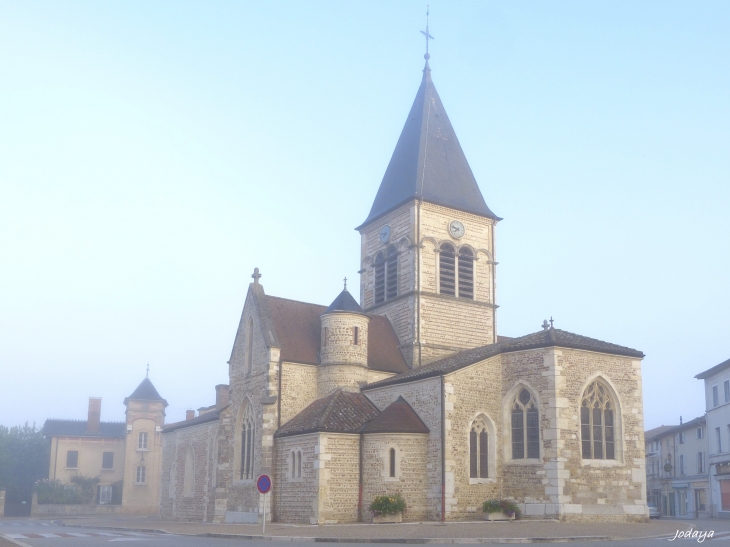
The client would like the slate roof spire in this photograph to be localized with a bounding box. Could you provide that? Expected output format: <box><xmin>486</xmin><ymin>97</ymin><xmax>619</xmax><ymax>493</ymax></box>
<box><xmin>359</xmin><ymin>60</ymin><xmax>499</xmax><ymax>229</ymax></box>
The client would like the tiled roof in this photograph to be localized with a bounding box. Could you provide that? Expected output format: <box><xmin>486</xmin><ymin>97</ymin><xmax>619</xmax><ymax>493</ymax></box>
<box><xmin>695</xmin><ymin>357</ymin><xmax>730</xmax><ymax>380</ymax></box>
<box><xmin>275</xmin><ymin>389</ymin><xmax>380</xmax><ymax>438</ymax></box>
<box><xmin>361</xmin><ymin>396</ymin><xmax>429</xmax><ymax>434</ymax></box>
<box><xmin>323</xmin><ymin>289</ymin><xmax>364</xmax><ymax>314</ymax></box>
<box><xmin>163</xmin><ymin>409</ymin><xmax>222</xmax><ymax>433</ymax></box>
<box><xmin>124</xmin><ymin>377</ymin><xmax>168</xmax><ymax>406</ymax></box>
<box><xmin>263</xmin><ymin>295</ymin><xmax>408</xmax><ymax>374</ymax></box>
<box><xmin>646</xmin><ymin>417</ymin><xmax>706</xmax><ymax>441</ymax></box>
<box><xmin>42</xmin><ymin>419</ymin><xmax>126</xmax><ymax>438</ymax></box>
<box><xmin>358</xmin><ymin>62</ymin><xmax>499</xmax><ymax>229</ymax></box>
<box><xmin>365</xmin><ymin>328</ymin><xmax>644</xmax><ymax>390</ymax></box>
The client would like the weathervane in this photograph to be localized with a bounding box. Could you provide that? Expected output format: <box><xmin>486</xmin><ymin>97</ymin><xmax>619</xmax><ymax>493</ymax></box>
<box><xmin>420</xmin><ymin>5</ymin><xmax>434</xmax><ymax>60</ymax></box>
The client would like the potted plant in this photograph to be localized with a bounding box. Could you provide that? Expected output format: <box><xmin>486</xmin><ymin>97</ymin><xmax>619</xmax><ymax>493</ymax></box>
<box><xmin>482</xmin><ymin>499</ymin><xmax>521</xmax><ymax>521</ymax></box>
<box><xmin>370</xmin><ymin>493</ymin><xmax>406</xmax><ymax>523</ymax></box>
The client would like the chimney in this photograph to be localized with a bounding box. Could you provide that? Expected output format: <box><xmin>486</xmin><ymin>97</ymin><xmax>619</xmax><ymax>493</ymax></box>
<box><xmin>87</xmin><ymin>398</ymin><xmax>101</xmax><ymax>434</ymax></box>
<box><xmin>186</xmin><ymin>410</ymin><xmax>195</xmax><ymax>421</ymax></box>
<box><xmin>215</xmin><ymin>384</ymin><xmax>230</xmax><ymax>409</ymax></box>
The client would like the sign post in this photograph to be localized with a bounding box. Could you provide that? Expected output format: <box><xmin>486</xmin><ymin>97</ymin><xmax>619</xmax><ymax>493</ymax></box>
<box><xmin>257</xmin><ymin>474</ymin><xmax>272</xmax><ymax>535</ymax></box>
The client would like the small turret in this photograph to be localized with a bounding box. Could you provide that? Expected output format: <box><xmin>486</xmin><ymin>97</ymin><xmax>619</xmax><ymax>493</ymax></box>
<box><xmin>318</xmin><ymin>282</ymin><xmax>370</xmax><ymax>396</ymax></box>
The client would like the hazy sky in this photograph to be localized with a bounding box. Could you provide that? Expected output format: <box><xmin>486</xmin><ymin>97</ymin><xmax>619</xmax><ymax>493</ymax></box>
<box><xmin>1</xmin><ymin>1</ymin><xmax>728</xmax><ymax>430</ymax></box>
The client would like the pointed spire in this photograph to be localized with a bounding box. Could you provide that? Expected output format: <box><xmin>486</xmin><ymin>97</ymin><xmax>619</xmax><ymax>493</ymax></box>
<box><xmin>358</xmin><ymin>62</ymin><xmax>499</xmax><ymax>229</ymax></box>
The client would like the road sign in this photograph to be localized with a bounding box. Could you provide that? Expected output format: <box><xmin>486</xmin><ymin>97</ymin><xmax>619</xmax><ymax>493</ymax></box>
<box><xmin>257</xmin><ymin>474</ymin><xmax>272</xmax><ymax>494</ymax></box>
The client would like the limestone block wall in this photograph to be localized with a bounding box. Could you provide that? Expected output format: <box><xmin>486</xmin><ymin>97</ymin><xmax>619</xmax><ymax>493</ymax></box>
<box><xmin>280</xmin><ymin>363</ymin><xmax>318</xmax><ymax>426</ymax></box>
<box><xmin>320</xmin><ymin>313</ymin><xmax>369</xmax><ymax>366</ymax></box>
<box><xmin>363</xmin><ymin>378</ymin><xmax>442</xmax><ymax>520</ymax></box>
<box><xmin>318</xmin><ymin>365</ymin><xmax>368</xmax><ymax>396</ymax></box>
<box><xmin>273</xmin><ymin>434</ymin><xmax>318</xmax><ymax>523</ymax></box>
<box><xmin>362</xmin><ymin>433</ymin><xmax>429</xmax><ymax>521</ymax></box>
<box><xmin>553</xmin><ymin>349</ymin><xmax>647</xmax><ymax>522</ymax></box>
<box><xmin>160</xmin><ymin>421</ymin><xmax>219</xmax><ymax>522</ymax></box>
<box><xmin>315</xmin><ymin>434</ymin><xmax>360</xmax><ymax>524</ymax></box>
<box><xmin>443</xmin><ymin>355</ymin><xmax>505</xmax><ymax>519</ymax></box>
<box><xmin>500</xmin><ymin>350</ymin><xmax>553</xmax><ymax>511</ymax></box>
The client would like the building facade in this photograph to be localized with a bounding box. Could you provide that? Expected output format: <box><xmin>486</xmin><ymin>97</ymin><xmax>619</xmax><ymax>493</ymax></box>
<box><xmin>43</xmin><ymin>377</ymin><xmax>167</xmax><ymax>513</ymax></box>
<box><xmin>645</xmin><ymin>418</ymin><xmax>709</xmax><ymax>519</ymax></box>
<box><xmin>160</xmin><ymin>59</ymin><xmax>649</xmax><ymax>524</ymax></box>
<box><xmin>696</xmin><ymin>358</ymin><xmax>730</xmax><ymax>518</ymax></box>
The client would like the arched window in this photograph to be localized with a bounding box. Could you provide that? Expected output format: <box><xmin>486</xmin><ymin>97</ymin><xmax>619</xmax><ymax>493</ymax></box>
<box><xmin>246</xmin><ymin>317</ymin><xmax>254</xmax><ymax>374</ymax></box>
<box><xmin>389</xmin><ymin>448</ymin><xmax>396</xmax><ymax>478</ymax></box>
<box><xmin>374</xmin><ymin>252</ymin><xmax>385</xmax><ymax>304</ymax></box>
<box><xmin>386</xmin><ymin>245</ymin><xmax>398</xmax><ymax>300</ymax></box>
<box><xmin>458</xmin><ymin>247</ymin><xmax>474</xmax><ymax>299</ymax></box>
<box><xmin>469</xmin><ymin>418</ymin><xmax>489</xmax><ymax>478</ymax></box>
<box><xmin>296</xmin><ymin>450</ymin><xmax>302</xmax><ymax>478</ymax></box>
<box><xmin>183</xmin><ymin>446</ymin><xmax>194</xmax><ymax>497</ymax></box>
<box><xmin>511</xmin><ymin>388</ymin><xmax>539</xmax><ymax>459</ymax></box>
<box><xmin>240</xmin><ymin>406</ymin><xmax>254</xmax><ymax>479</ymax></box>
<box><xmin>580</xmin><ymin>378</ymin><xmax>616</xmax><ymax>460</ymax></box>
<box><xmin>439</xmin><ymin>243</ymin><xmax>456</xmax><ymax>296</ymax></box>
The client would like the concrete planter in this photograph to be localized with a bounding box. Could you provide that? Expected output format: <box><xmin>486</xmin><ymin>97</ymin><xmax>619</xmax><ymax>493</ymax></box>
<box><xmin>485</xmin><ymin>511</ymin><xmax>515</xmax><ymax>521</ymax></box>
<box><xmin>373</xmin><ymin>511</ymin><xmax>403</xmax><ymax>524</ymax></box>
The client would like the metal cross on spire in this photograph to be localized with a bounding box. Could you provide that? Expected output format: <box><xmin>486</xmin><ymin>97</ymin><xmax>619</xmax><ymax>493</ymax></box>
<box><xmin>146</xmin><ymin>363</ymin><xmax>149</xmax><ymax>377</ymax></box>
<box><xmin>343</xmin><ymin>277</ymin><xmax>348</xmax><ymax>290</ymax></box>
<box><xmin>420</xmin><ymin>5</ymin><xmax>434</xmax><ymax>60</ymax></box>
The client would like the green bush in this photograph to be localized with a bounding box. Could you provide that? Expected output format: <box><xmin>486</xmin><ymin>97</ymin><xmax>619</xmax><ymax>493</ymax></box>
<box><xmin>370</xmin><ymin>493</ymin><xmax>407</xmax><ymax>516</ymax></box>
<box><xmin>35</xmin><ymin>479</ymin><xmax>84</xmax><ymax>505</ymax></box>
<box><xmin>482</xmin><ymin>499</ymin><xmax>521</xmax><ymax>518</ymax></box>
<box><xmin>69</xmin><ymin>475</ymin><xmax>99</xmax><ymax>503</ymax></box>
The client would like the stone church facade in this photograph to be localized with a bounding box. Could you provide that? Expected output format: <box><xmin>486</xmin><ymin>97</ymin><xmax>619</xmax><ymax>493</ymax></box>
<box><xmin>160</xmin><ymin>59</ymin><xmax>649</xmax><ymax>523</ymax></box>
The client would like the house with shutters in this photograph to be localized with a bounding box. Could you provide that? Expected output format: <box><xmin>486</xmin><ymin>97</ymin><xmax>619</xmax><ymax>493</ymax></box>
<box><xmin>159</xmin><ymin>56</ymin><xmax>649</xmax><ymax>524</ymax></box>
<box><xmin>42</xmin><ymin>376</ymin><xmax>167</xmax><ymax>513</ymax></box>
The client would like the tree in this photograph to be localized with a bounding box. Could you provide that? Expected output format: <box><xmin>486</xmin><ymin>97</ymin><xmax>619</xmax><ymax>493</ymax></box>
<box><xmin>0</xmin><ymin>424</ymin><xmax>50</xmax><ymax>503</ymax></box>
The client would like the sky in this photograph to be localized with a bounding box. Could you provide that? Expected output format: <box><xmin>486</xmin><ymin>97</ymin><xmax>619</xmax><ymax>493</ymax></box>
<box><xmin>0</xmin><ymin>1</ymin><xmax>728</xmax><ymax>430</ymax></box>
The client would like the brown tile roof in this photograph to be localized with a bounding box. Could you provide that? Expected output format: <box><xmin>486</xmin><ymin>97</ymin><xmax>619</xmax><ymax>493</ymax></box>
<box><xmin>361</xmin><ymin>396</ymin><xmax>429</xmax><ymax>434</ymax></box>
<box><xmin>262</xmin><ymin>295</ymin><xmax>408</xmax><ymax>374</ymax></box>
<box><xmin>364</xmin><ymin>328</ymin><xmax>644</xmax><ymax>390</ymax></box>
<box><xmin>275</xmin><ymin>389</ymin><xmax>380</xmax><ymax>438</ymax></box>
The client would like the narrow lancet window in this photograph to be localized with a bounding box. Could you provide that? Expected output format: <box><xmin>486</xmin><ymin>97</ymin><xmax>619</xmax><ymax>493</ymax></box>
<box><xmin>439</xmin><ymin>243</ymin><xmax>456</xmax><ymax>296</ymax></box>
<box><xmin>458</xmin><ymin>247</ymin><xmax>474</xmax><ymax>298</ymax></box>
<box><xmin>374</xmin><ymin>252</ymin><xmax>385</xmax><ymax>304</ymax></box>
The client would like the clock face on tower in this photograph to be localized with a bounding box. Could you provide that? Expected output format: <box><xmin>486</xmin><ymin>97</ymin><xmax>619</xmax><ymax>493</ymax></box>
<box><xmin>449</xmin><ymin>220</ymin><xmax>465</xmax><ymax>239</ymax></box>
<box><xmin>379</xmin><ymin>225</ymin><xmax>391</xmax><ymax>244</ymax></box>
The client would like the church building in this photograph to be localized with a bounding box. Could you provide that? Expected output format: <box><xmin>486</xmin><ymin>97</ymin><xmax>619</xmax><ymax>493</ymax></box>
<box><xmin>159</xmin><ymin>58</ymin><xmax>649</xmax><ymax>523</ymax></box>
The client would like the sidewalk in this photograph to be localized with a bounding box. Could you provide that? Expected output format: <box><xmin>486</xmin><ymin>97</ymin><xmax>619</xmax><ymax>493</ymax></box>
<box><xmin>53</xmin><ymin>515</ymin><xmax>702</xmax><ymax>544</ymax></box>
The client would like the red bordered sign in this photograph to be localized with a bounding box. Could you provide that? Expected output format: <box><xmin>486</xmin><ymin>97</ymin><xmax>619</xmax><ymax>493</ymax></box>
<box><xmin>257</xmin><ymin>474</ymin><xmax>272</xmax><ymax>494</ymax></box>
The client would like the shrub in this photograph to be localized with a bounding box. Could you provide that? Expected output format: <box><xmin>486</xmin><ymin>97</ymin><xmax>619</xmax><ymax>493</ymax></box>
<box><xmin>370</xmin><ymin>493</ymin><xmax>407</xmax><ymax>516</ymax></box>
<box><xmin>69</xmin><ymin>475</ymin><xmax>100</xmax><ymax>504</ymax></box>
<box><xmin>35</xmin><ymin>479</ymin><xmax>84</xmax><ymax>505</ymax></box>
<box><xmin>482</xmin><ymin>499</ymin><xmax>522</xmax><ymax>518</ymax></box>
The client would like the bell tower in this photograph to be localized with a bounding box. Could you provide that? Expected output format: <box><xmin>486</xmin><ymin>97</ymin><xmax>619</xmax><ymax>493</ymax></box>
<box><xmin>357</xmin><ymin>59</ymin><xmax>500</xmax><ymax>368</ymax></box>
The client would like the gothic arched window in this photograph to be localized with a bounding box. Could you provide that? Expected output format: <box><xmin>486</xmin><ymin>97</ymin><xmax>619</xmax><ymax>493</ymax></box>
<box><xmin>458</xmin><ymin>247</ymin><xmax>474</xmax><ymax>299</ymax></box>
<box><xmin>439</xmin><ymin>243</ymin><xmax>456</xmax><ymax>297</ymax></box>
<box><xmin>240</xmin><ymin>406</ymin><xmax>255</xmax><ymax>479</ymax></box>
<box><xmin>580</xmin><ymin>379</ymin><xmax>616</xmax><ymax>460</ymax></box>
<box><xmin>374</xmin><ymin>246</ymin><xmax>398</xmax><ymax>304</ymax></box>
<box><xmin>469</xmin><ymin>418</ymin><xmax>489</xmax><ymax>478</ymax></box>
<box><xmin>511</xmin><ymin>388</ymin><xmax>540</xmax><ymax>459</ymax></box>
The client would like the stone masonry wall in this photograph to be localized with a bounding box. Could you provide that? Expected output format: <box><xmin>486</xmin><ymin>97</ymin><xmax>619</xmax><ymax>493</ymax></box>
<box><xmin>316</xmin><ymin>434</ymin><xmax>361</xmax><ymax>524</ymax></box>
<box><xmin>554</xmin><ymin>349</ymin><xmax>647</xmax><ymax>522</ymax></box>
<box><xmin>443</xmin><ymin>355</ymin><xmax>505</xmax><ymax>519</ymax></box>
<box><xmin>363</xmin><ymin>378</ymin><xmax>442</xmax><ymax>520</ymax></box>
<box><xmin>320</xmin><ymin>313</ymin><xmax>369</xmax><ymax>366</ymax></box>
<box><xmin>280</xmin><ymin>363</ymin><xmax>318</xmax><ymax>426</ymax></box>
<box><xmin>273</xmin><ymin>434</ymin><xmax>318</xmax><ymax>523</ymax></box>
<box><xmin>160</xmin><ymin>421</ymin><xmax>219</xmax><ymax>522</ymax></box>
<box><xmin>362</xmin><ymin>433</ymin><xmax>429</xmax><ymax>521</ymax></box>
<box><xmin>318</xmin><ymin>365</ymin><xmax>368</xmax><ymax>397</ymax></box>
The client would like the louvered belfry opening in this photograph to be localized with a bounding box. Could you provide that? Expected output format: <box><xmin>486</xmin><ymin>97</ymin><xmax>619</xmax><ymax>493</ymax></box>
<box><xmin>386</xmin><ymin>245</ymin><xmax>398</xmax><ymax>300</ymax></box>
<box><xmin>374</xmin><ymin>252</ymin><xmax>385</xmax><ymax>304</ymax></box>
<box><xmin>458</xmin><ymin>247</ymin><xmax>474</xmax><ymax>299</ymax></box>
<box><xmin>439</xmin><ymin>243</ymin><xmax>456</xmax><ymax>296</ymax></box>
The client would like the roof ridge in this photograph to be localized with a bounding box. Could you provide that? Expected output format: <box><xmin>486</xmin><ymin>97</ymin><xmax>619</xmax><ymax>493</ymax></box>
<box><xmin>266</xmin><ymin>294</ymin><xmax>327</xmax><ymax>308</ymax></box>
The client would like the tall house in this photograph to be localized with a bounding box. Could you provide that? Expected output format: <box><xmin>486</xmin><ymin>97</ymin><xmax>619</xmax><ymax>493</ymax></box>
<box><xmin>357</xmin><ymin>60</ymin><xmax>500</xmax><ymax>367</ymax></box>
<box><xmin>122</xmin><ymin>377</ymin><xmax>167</xmax><ymax>513</ymax></box>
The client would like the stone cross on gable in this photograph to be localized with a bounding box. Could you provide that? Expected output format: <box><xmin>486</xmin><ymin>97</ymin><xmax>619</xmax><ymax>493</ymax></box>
<box><xmin>252</xmin><ymin>267</ymin><xmax>262</xmax><ymax>284</ymax></box>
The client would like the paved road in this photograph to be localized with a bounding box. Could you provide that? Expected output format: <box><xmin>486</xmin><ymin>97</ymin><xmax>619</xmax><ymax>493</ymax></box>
<box><xmin>1</xmin><ymin>519</ymin><xmax>728</xmax><ymax>546</ymax></box>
